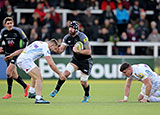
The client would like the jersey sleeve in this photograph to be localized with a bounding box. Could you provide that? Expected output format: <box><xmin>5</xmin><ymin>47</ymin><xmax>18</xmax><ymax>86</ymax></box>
<box><xmin>136</xmin><ymin>66</ymin><xmax>148</xmax><ymax>81</ymax></box>
<box><xmin>0</xmin><ymin>29</ymin><xmax>4</xmax><ymax>46</ymax></box>
<box><xmin>43</xmin><ymin>43</ymin><xmax>51</xmax><ymax>57</ymax></box>
<box><xmin>80</xmin><ymin>33</ymin><xmax>90</xmax><ymax>50</ymax></box>
<box><xmin>62</xmin><ymin>34</ymin><xmax>70</xmax><ymax>46</ymax></box>
<box><xmin>17</xmin><ymin>28</ymin><xmax>29</xmax><ymax>47</ymax></box>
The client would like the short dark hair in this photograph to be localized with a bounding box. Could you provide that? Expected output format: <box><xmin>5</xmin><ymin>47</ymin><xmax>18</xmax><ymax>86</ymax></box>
<box><xmin>3</xmin><ymin>17</ymin><xmax>14</xmax><ymax>25</ymax></box>
<box><xmin>120</xmin><ymin>62</ymin><xmax>131</xmax><ymax>72</ymax></box>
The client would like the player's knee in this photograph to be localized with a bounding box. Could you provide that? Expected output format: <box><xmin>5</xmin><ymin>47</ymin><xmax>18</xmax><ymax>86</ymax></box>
<box><xmin>65</xmin><ymin>63</ymin><xmax>75</xmax><ymax>74</ymax></box>
<box><xmin>80</xmin><ymin>74</ymin><xmax>89</xmax><ymax>82</ymax></box>
<box><xmin>6</xmin><ymin>71</ymin><xmax>11</xmax><ymax>78</ymax></box>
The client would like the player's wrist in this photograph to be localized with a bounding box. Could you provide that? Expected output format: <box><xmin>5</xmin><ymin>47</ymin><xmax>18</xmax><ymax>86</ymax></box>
<box><xmin>143</xmin><ymin>95</ymin><xmax>149</xmax><ymax>100</ymax></box>
<box><xmin>124</xmin><ymin>96</ymin><xmax>128</xmax><ymax>101</ymax></box>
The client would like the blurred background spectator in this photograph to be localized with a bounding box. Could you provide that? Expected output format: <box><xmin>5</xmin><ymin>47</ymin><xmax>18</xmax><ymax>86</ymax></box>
<box><xmin>1</xmin><ymin>0</ymin><xmax>160</xmax><ymax>55</ymax></box>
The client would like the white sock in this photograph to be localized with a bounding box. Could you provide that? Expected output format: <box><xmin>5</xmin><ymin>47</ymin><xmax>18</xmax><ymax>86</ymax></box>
<box><xmin>148</xmin><ymin>96</ymin><xmax>160</xmax><ymax>102</ymax></box>
<box><xmin>29</xmin><ymin>87</ymin><xmax>35</xmax><ymax>93</ymax></box>
<box><xmin>36</xmin><ymin>95</ymin><xmax>42</xmax><ymax>100</ymax></box>
<box><xmin>152</xmin><ymin>91</ymin><xmax>160</xmax><ymax>97</ymax></box>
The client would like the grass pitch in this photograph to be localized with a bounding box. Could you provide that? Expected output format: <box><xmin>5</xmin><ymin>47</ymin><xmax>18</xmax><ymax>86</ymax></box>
<box><xmin>0</xmin><ymin>80</ymin><xmax>159</xmax><ymax>115</ymax></box>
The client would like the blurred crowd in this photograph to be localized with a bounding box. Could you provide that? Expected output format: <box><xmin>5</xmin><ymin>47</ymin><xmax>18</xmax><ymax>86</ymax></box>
<box><xmin>1</xmin><ymin>0</ymin><xmax>160</xmax><ymax>55</ymax></box>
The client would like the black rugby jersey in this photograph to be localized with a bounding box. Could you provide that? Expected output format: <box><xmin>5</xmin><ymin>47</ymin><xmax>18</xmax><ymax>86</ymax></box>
<box><xmin>0</xmin><ymin>27</ymin><xmax>28</xmax><ymax>55</ymax></box>
<box><xmin>63</xmin><ymin>31</ymin><xmax>91</xmax><ymax>60</ymax></box>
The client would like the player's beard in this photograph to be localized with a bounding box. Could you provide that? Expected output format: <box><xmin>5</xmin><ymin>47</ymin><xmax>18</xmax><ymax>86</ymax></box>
<box><xmin>69</xmin><ymin>30</ymin><xmax>76</xmax><ymax>35</ymax></box>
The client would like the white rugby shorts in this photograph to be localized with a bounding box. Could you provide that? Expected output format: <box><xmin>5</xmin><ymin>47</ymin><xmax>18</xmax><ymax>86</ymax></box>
<box><xmin>16</xmin><ymin>59</ymin><xmax>37</xmax><ymax>73</ymax></box>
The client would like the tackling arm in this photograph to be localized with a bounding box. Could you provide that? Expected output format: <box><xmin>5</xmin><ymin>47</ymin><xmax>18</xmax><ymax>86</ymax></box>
<box><xmin>3</xmin><ymin>49</ymin><xmax>24</xmax><ymax>61</ymax></box>
<box><xmin>45</xmin><ymin>56</ymin><xmax>64</xmax><ymax>78</ymax></box>
<box><xmin>55</xmin><ymin>44</ymin><xmax>67</xmax><ymax>54</ymax></box>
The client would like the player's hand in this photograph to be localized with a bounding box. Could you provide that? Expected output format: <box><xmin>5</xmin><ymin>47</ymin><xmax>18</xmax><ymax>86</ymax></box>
<box><xmin>117</xmin><ymin>100</ymin><xmax>128</xmax><ymax>102</ymax></box>
<box><xmin>3</xmin><ymin>55</ymin><xmax>13</xmax><ymax>61</ymax></box>
<box><xmin>139</xmin><ymin>99</ymin><xmax>148</xmax><ymax>103</ymax></box>
<box><xmin>73</xmin><ymin>46</ymin><xmax>80</xmax><ymax>54</ymax></box>
<box><xmin>59</xmin><ymin>73</ymin><xmax>66</xmax><ymax>80</ymax></box>
<box><xmin>0</xmin><ymin>47</ymin><xmax>4</xmax><ymax>53</ymax></box>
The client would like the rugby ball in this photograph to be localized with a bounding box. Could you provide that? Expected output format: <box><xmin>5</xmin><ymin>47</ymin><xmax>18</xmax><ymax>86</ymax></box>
<box><xmin>74</xmin><ymin>41</ymin><xmax>84</xmax><ymax>50</ymax></box>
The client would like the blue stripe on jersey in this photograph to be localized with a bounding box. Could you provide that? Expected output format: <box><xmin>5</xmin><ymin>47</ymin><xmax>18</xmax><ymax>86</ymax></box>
<box><xmin>26</xmin><ymin>48</ymin><xmax>43</xmax><ymax>54</ymax></box>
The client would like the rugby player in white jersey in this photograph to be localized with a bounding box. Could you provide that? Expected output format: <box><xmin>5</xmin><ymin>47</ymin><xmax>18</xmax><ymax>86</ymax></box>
<box><xmin>118</xmin><ymin>62</ymin><xmax>160</xmax><ymax>103</ymax></box>
<box><xmin>4</xmin><ymin>39</ymin><xmax>64</xmax><ymax>104</ymax></box>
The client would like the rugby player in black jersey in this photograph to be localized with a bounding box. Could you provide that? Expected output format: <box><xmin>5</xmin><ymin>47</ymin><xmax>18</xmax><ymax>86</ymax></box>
<box><xmin>50</xmin><ymin>21</ymin><xmax>93</xmax><ymax>102</ymax></box>
<box><xmin>0</xmin><ymin>17</ymin><xmax>29</xmax><ymax>99</ymax></box>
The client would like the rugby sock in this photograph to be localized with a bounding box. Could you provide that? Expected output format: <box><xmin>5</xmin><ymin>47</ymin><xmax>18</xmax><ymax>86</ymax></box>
<box><xmin>55</xmin><ymin>79</ymin><xmax>65</xmax><ymax>91</ymax></box>
<box><xmin>148</xmin><ymin>96</ymin><xmax>160</xmax><ymax>102</ymax></box>
<box><xmin>14</xmin><ymin>76</ymin><xmax>27</xmax><ymax>89</ymax></box>
<box><xmin>152</xmin><ymin>91</ymin><xmax>160</xmax><ymax>97</ymax></box>
<box><xmin>29</xmin><ymin>87</ymin><xmax>35</xmax><ymax>93</ymax></box>
<box><xmin>36</xmin><ymin>95</ymin><xmax>42</xmax><ymax>100</ymax></box>
<box><xmin>7</xmin><ymin>77</ymin><xmax>13</xmax><ymax>94</ymax></box>
<box><xmin>82</xmin><ymin>85</ymin><xmax>90</xmax><ymax>97</ymax></box>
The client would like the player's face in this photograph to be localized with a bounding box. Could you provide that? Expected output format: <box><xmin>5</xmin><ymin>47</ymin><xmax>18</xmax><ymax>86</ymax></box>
<box><xmin>50</xmin><ymin>43</ymin><xmax>58</xmax><ymax>52</ymax></box>
<box><xmin>5</xmin><ymin>21</ymin><xmax>14</xmax><ymax>31</ymax></box>
<box><xmin>122</xmin><ymin>67</ymin><xmax>132</xmax><ymax>77</ymax></box>
<box><xmin>69</xmin><ymin>27</ymin><xmax>76</xmax><ymax>35</ymax></box>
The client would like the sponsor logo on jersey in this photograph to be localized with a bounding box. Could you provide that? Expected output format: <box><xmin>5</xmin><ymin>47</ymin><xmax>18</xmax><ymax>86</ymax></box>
<box><xmin>83</xmin><ymin>69</ymin><xmax>88</xmax><ymax>72</ymax></box>
<box><xmin>22</xmin><ymin>31</ymin><xmax>26</xmax><ymax>37</ymax></box>
<box><xmin>47</xmin><ymin>50</ymin><xmax>50</xmax><ymax>54</ymax></box>
<box><xmin>139</xmin><ymin>73</ymin><xmax>144</xmax><ymax>79</ymax></box>
<box><xmin>4</xmin><ymin>34</ymin><xmax>7</xmax><ymax>37</ymax></box>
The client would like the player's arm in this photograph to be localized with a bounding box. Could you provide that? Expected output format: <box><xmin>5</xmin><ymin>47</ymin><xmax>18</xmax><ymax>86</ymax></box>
<box><xmin>3</xmin><ymin>49</ymin><xmax>24</xmax><ymax>61</ymax></box>
<box><xmin>140</xmin><ymin>77</ymin><xmax>152</xmax><ymax>103</ymax></box>
<box><xmin>0</xmin><ymin>31</ymin><xmax>4</xmax><ymax>53</ymax></box>
<box><xmin>73</xmin><ymin>41</ymin><xmax>91</xmax><ymax>55</ymax></box>
<box><xmin>117</xmin><ymin>78</ymin><xmax>132</xmax><ymax>102</ymax></box>
<box><xmin>45</xmin><ymin>56</ymin><xmax>65</xmax><ymax>79</ymax></box>
<box><xmin>18</xmin><ymin>27</ymin><xmax>29</xmax><ymax>47</ymax></box>
<box><xmin>55</xmin><ymin>44</ymin><xmax>67</xmax><ymax>54</ymax></box>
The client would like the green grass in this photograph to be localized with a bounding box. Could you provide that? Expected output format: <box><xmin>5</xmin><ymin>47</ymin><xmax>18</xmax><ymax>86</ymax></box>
<box><xmin>0</xmin><ymin>80</ymin><xmax>159</xmax><ymax>115</ymax></box>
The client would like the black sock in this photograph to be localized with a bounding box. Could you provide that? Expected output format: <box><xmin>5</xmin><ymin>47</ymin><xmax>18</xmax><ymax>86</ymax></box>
<box><xmin>55</xmin><ymin>79</ymin><xmax>65</xmax><ymax>91</ymax></box>
<box><xmin>82</xmin><ymin>85</ymin><xmax>90</xmax><ymax>97</ymax></box>
<box><xmin>7</xmin><ymin>77</ymin><xmax>13</xmax><ymax>94</ymax></box>
<box><xmin>14</xmin><ymin>76</ymin><xmax>27</xmax><ymax>89</ymax></box>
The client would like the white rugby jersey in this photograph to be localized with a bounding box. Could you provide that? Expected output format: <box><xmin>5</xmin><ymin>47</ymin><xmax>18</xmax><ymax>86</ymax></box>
<box><xmin>17</xmin><ymin>41</ymin><xmax>51</xmax><ymax>62</ymax></box>
<box><xmin>129</xmin><ymin>64</ymin><xmax>160</xmax><ymax>84</ymax></box>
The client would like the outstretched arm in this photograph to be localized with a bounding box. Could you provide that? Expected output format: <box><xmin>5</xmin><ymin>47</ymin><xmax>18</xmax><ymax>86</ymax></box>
<box><xmin>117</xmin><ymin>78</ymin><xmax>132</xmax><ymax>102</ymax></box>
<box><xmin>45</xmin><ymin>56</ymin><xmax>65</xmax><ymax>79</ymax></box>
<box><xmin>54</xmin><ymin>44</ymin><xmax>67</xmax><ymax>54</ymax></box>
<box><xmin>3</xmin><ymin>49</ymin><xmax>24</xmax><ymax>61</ymax></box>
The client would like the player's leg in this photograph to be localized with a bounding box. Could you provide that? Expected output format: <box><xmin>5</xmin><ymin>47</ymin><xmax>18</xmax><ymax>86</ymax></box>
<box><xmin>28</xmin><ymin>78</ymin><xmax>36</xmax><ymax>98</ymax></box>
<box><xmin>2</xmin><ymin>61</ymin><xmax>13</xmax><ymax>99</ymax></box>
<box><xmin>17</xmin><ymin>59</ymin><xmax>49</xmax><ymax>104</ymax></box>
<box><xmin>148</xmin><ymin>96</ymin><xmax>160</xmax><ymax>102</ymax></box>
<box><xmin>80</xmin><ymin>73</ymin><xmax>90</xmax><ymax>103</ymax></box>
<box><xmin>50</xmin><ymin>63</ymin><xmax>78</xmax><ymax>97</ymax></box>
<box><xmin>12</xmin><ymin>67</ymin><xmax>29</xmax><ymax>97</ymax></box>
<box><xmin>152</xmin><ymin>91</ymin><xmax>160</xmax><ymax>97</ymax></box>
<box><xmin>80</xmin><ymin>58</ymin><xmax>92</xmax><ymax>103</ymax></box>
<box><xmin>28</xmin><ymin>67</ymin><xmax>49</xmax><ymax>104</ymax></box>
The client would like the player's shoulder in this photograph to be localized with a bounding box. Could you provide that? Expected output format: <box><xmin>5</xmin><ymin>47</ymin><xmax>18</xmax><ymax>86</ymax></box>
<box><xmin>12</xmin><ymin>27</ymin><xmax>23</xmax><ymax>32</ymax></box>
<box><xmin>0</xmin><ymin>27</ymin><xmax>7</xmax><ymax>33</ymax></box>
<box><xmin>77</xmin><ymin>31</ymin><xmax>87</xmax><ymax>38</ymax></box>
<box><xmin>63</xmin><ymin>33</ymin><xmax>70</xmax><ymax>39</ymax></box>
